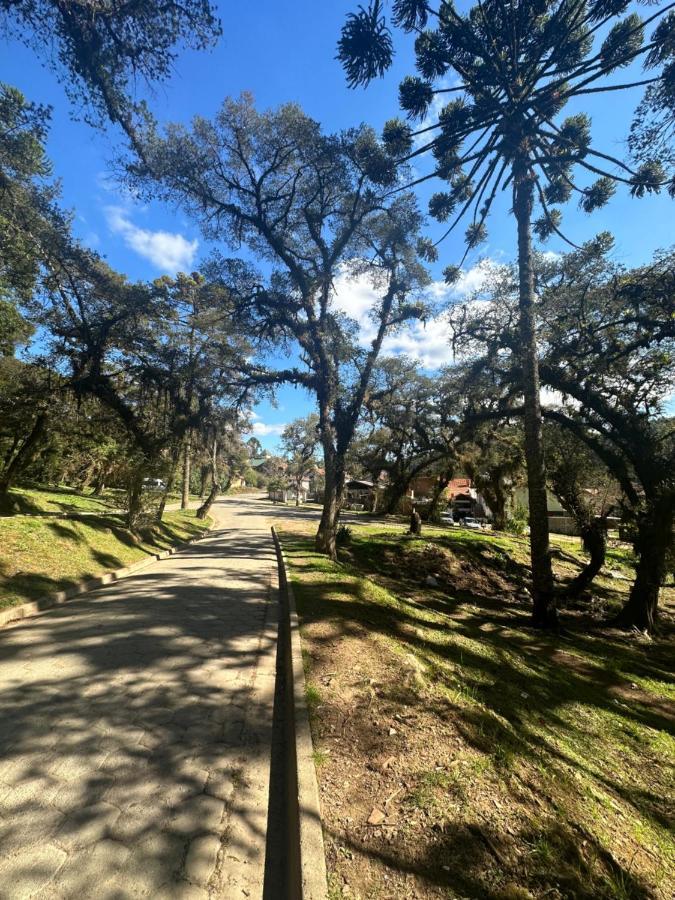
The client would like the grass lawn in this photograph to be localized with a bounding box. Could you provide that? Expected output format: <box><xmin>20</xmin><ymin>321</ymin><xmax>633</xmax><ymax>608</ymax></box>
<box><xmin>278</xmin><ymin>520</ymin><xmax>674</xmax><ymax>900</ymax></box>
<box><xmin>1</xmin><ymin>484</ymin><xmax>206</xmax><ymax>515</ymax></box>
<box><xmin>2</xmin><ymin>484</ymin><xmax>127</xmax><ymax>514</ymax></box>
<box><xmin>0</xmin><ymin>510</ymin><xmax>211</xmax><ymax>610</ymax></box>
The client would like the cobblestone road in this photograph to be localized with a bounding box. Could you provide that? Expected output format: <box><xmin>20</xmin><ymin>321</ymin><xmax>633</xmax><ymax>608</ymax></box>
<box><xmin>0</xmin><ymin>497</ymin><xmax>277</xmax><ymax>899</ymax></box>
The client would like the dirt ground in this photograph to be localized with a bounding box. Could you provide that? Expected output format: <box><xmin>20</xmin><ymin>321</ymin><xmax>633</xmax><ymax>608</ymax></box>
<box><xmin>280</xmin><ymin>521</ymin><xmax>675</xmax><ymax>900</ymax></box>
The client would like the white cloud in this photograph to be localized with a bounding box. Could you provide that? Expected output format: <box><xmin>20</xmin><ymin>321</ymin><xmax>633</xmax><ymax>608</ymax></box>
<box><xmin>104</xmin><ymin>205</ymin><xmax>198</xmax><ymax>273</ymax></box>
<box><xmin>446</xmin><ymin>258</ymin><xmax>500</xmax><ymax>299</ymax></box>
<box><xmin>330</xmin><ymin>259</ymin><xmax>501</xmax><ymax>369</ymax></box>
<box><xmin>250</xmin><ymin>421</ymin><xmax>287</xmax><ymax>437</ymax></box>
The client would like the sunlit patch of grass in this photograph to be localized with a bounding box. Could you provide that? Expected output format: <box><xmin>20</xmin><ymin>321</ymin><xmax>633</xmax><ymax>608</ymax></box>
<box><xmin>0</xmin><ymin>510</ymin><xmax>211</xmax><ymax>609</ymax></box>
<box><xmin>312</xmin><ymin>748</ymin><xmax>330</xmax><ymax>767</ymax></box>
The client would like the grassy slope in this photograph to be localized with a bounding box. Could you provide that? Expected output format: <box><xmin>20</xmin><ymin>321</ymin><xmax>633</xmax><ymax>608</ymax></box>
<box><xmin>280</xmin><ymin>521</ymin><xmax>674</xmax><ymax>900</ymax></box>
<box><xmin>3</xmin><ymin>484</ymin><xmax>126</xmax><ymax>514</ymax></box>
<box><xmin>0</xmin><ymin>510</ymin><xmax>211</xmax><ymax>609</ymax></box>
<box><xmin>2</xmin><ymin>484</ymin><xmax>204</xmax><ymax>515</ymax></box>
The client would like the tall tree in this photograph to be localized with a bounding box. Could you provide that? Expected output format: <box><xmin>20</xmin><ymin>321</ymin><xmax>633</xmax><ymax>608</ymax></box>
<box><xmin>358</xmin><ymin>358</ymin><xmax>460</xmax><ymax>514</ymax></box>
<box><xmin>452</xmin><ymin>238</ymin><xmax>675</xmax><ymax>631</ymax></box>
<box><xmin>338</xmin><ymin>0</ymin><xmax>674</xmax><ymax>627</ymax></box>
<box><xmin>196</xmin><ymin>415</ymin><xmax>248</xmax><ymax>520</ymax></box>
<box><xmin>27</xmin><ymin>231</ymin><xmax>251</xmax><ymax>528</ymax></box>
<box><xmin>0</xmin><ymin>83</ymin><xmax>59</xmax><ymax>308</ymax></box>
<box><xmin>127</xmin><ymin>98</ymin><xmax>430</xmax><ymax>558</ymax></box>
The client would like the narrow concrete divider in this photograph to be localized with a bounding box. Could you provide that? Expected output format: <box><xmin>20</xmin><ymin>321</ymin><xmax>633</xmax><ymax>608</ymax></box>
<box><xmin>269</xmin><ymin>526</ymin><xmax>328</xmax><ymax>900</ymax></box>
<box><xmin>0</xmin><ymin>526</ymin><xmax>213</xmax><ymax>629</ymax></box>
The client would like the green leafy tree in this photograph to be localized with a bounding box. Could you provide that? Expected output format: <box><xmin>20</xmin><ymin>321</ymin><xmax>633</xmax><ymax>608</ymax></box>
<box><xmin>0</xmin><ymin>357</ymin><xmax>54</xmax><ymax>504</ymax></box>
<box><xmin>1</xmin><ymin>0</ymin><xmax>221</xmax><ymax>133</ymax></box>
<box><xmin>246</xmin><ymin>437</ymin><xmax>264</xmax><ymax>459</ymax></box>
<box><xmin>451</xmin><ymin>238</ymin><xmax>675</xmax><ymax>631</ymax></box>
<box><xmin>281</xmin><ymin>414</ymin><xmax>320</xmax><ymax>506</ymax></box>
<box><xmin>195</xmin><ymin>415</ymin><xmax>249</xmax><ymax>520</ymax></box>
<box><xmin>545</xmin><ymin>423</ymin><xmax>619</xmax><ymax>597</ymax></box>
<box><xmin>0</xmin><ymin>83</ymin><xmax>60</xmax><ymax>309</ymax></box>
<box><xmin>359</xmin><ymin>358</ymin><xmax>452</xmax><ymax>514</ymax></box>
<box><xmin>461</xmin><ymin>425</ymin><xmax>524</xmax><ymax>531</ymax></box>
<box><xmin>27</xmin><ymin>232</ymin><xmax>252</xmax><ymax>529</ymax></box>
<box><xmin>127</xmin><ymin>98</ymin><xmax>430</xmax><ymax>558</ymax></box>
<box><xmin>338</xmin><ymin>0</ymin><xmax>674</xmax><ymax>627</ymax></box>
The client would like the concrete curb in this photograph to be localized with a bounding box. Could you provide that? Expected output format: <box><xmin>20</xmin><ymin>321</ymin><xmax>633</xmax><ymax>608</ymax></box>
<box><xmin>0</xmin><ymin>523</ymin><xmax>214</xmax><ymax>630</ymax></box>
<box><xmin>271</xmin><ymin>526</ymin><xmax>328</xmax><ymax>900</ymax></box>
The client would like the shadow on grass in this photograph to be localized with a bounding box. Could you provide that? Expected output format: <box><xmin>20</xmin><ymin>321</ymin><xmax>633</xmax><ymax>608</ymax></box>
<box><xmin>1</xmin><ymin>514</ymin><xmax>210</xmax><ymax>609</ymax></box>
<box><xmin>282</xmin><ymin>531</ymin><xmax>674</xmax><ymax>899</ymax></box>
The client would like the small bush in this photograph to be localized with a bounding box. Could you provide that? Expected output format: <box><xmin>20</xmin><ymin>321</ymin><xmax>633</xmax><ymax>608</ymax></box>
<box><xmin>336</xmin><ymin>524</ymin><xmax>352</xmax><ymax>546</ymax></box>
<box><xmin>505</xmin><ymin>503</ymin><xmax>529</xmax><ymax>535</ymax></box>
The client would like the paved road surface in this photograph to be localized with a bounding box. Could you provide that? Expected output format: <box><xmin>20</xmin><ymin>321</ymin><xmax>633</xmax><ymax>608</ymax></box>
<box><xmin>0</xmin><ymin>496</ymin><xmax>277</xmax><ymax>899</ymax></box>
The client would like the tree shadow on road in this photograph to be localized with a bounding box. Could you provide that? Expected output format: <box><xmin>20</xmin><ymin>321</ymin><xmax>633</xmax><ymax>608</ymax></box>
<box><xmin>0</xmin><ymin>528</ymin><xmax>278</xmax><ymax>895</ymax></box>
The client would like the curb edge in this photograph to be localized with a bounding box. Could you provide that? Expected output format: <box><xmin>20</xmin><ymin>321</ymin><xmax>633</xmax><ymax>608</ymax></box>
<box><xmin>271</xmin><ymin>526</ymin><xmax>329</xmax><ymax>900</ymax></box>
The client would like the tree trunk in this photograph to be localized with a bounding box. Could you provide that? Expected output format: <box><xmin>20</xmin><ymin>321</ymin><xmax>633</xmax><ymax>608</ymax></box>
<box><xmin>156</xmin><ymin>445</ymin><xmax>181</xmax><ymax>523</ymax></box>
<box><xmin>0</xmin><ymin>413</ymin><xmax>48</xmax><ymax>496</ymax></box>
<box><xmin>181</xmin><ymin>432</ymin><xmax>191</xmax><ymax>509</ymax></box>
<box><xmin>613</xmin><ymin>496</ymin><xmax>673</xmax><ymax>633</ymax></box>
<box><xmin>315</xmin><ymin>447</ymin><xmax>345</xmax><ymax>561</ymax></box>
<box><xmin>514</xmin><ymin>172</ymin><xmax>556</xmax><ymax>629</ymax></box>
<box><xmin>79</xmin><ymin>462</ymin><xmax>96</xmax><ymax>491</ymax></box>
<box><xmin>197</xmin><ymin>437</ymin><xmax>219</xmax><ymax>520</ymax></box>
<box><xmin>382</xmin><ymin>466</ymin><xmax>414</xmax><ymax>515</ymax></box>
<box><xmin>567</xmin><ymin>519</ymin><xmax>606</xmax><ymax>598</ymax></box>
<box><xmin>428</xmin><ymin>470</ymin><xmax>452</xmax><ymax>522</ymax></box>
<box><xmin>92</xmin><ymin>470</ymin><xmax>106</xmax><ymax>496</ymax></box>
<box><xmin>199</xmin><ymin>463</ymin><xmax>209</xmax><ymax>498</ymax></box>
<box><xmin>490</xmin><ymin>475</ymin><xmax>509</xmax><ymax>531</ymax></box>
<box><xmin>126</xmin><ymin>467</ymin><xmax>146</xmax><ymax>533</ymax></box>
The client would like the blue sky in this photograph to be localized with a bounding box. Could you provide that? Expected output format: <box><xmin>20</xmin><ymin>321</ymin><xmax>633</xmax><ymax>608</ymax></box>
<box><xmin>2</xmin><ymin>1</ymin><xmax>673</xmax><ymax>449</ymax></box>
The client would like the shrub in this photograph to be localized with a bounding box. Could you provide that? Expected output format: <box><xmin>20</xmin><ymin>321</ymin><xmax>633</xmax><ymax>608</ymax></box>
<box><xmin>336</xmin><ymin>524</ymin><xmax>352</xmax><ymax>546</ymax></box>
<box><xmin>504</xmin><ymin>503</ymin><xmax>529</xmax><ymax>536</ymax></box>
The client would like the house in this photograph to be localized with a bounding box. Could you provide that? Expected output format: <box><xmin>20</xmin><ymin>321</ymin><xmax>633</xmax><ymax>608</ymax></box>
<box><xmin>344</xmin><ymin>479</ymin><xmax>376</xmax><ymax>510</ymax></box>
<box><xmin>268</xmin><ymin>478</ymin><xmax>310</xmax><ymax>504</ymax></box>
<box><xmin>407</xmin><ymin>475</ymin><xmax>473</xmax><ymax>502</ymax></box>
<box><xmin>451</xmin><ymin>488</ymin><xmax>491</xmax><ymax>521</ymax></box>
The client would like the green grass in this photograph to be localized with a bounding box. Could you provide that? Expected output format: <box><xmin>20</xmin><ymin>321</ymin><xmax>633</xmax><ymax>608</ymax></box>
<box><xmin>279</xmin><ymin>520</ymin><xmax>675</xmax><ymax>900</ymax></box>
<box><xmin>2</xmin><ymin>484</ymin><xmax>127</xmax><ymax>514</ymax></box>
<box><xmin>1</xmin><ymin>484</ymin><xmax>205</xmax><ymax>516</ymax></box>
<box><xmin>0</xmin><ymin>510</ymin><xmax>211</xmax><ymax>609</ymax></box>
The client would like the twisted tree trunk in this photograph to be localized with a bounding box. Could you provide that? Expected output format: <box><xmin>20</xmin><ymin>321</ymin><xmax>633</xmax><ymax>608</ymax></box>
<box><xmin>613</xmin><ymin>495</ymin><xmax>673</xmax><ymax>632</ymax></box>
<box><xmin>567</xmin><ymin>519</ymin><xmax>606</xmax><ymax>598</ymax></box>
<box><xmin>126</xmin><ymin>467</ymin><xmax>146</xmax><ymax>533</ymax></box>
<box><xmin>0</xmin><ymin>413</ymin><xmax>48</xmax><ymax>498</ymax></box>
<box><xmin>156</xmin><ymin>444</ymin><xmax>181</xmax><ymax>522</ymax></box>
<box><xmin>428</xmin><ymin>469</ymin><xmax>453</xmax><ymax>523</ymax></box>
<box><xmin>315</xmin><ymin>444</ymin><xmax>345</xmax><ymax>561</ymax></box>
<box><xmin>197</xmin><ymin>436</ymin><xmax>219</xmax><ymax>520</ymax></box>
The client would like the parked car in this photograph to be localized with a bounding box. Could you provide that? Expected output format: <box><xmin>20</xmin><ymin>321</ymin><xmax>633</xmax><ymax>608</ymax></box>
<box><xmin>440</xmin><ymin>510</ymin><xmax>456</xmax><ymax>524</ymax></box>
<box><xmin>142</xmin><ymin>478</ymin><xmax>167</xmax><ymax>491</ymax></box>
<box><xmin>460</xmin><ymin>517</ymin><xmax>483</xmax><ymax>530</ymax></box>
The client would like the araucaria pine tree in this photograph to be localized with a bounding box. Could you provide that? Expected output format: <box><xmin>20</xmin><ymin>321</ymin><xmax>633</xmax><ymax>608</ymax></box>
<box><xmin>338</xmin><ymin>0</ymin><xmax>675</xmax><ymax>628</ymax></box>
